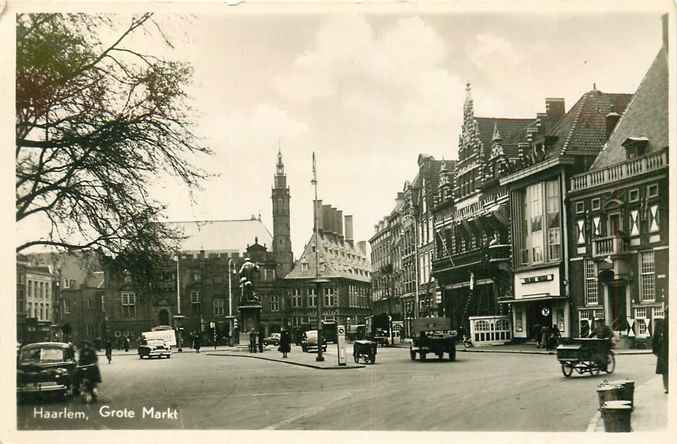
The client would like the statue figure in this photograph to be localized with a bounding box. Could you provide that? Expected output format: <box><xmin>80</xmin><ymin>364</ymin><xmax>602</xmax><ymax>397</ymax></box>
<box><xmin>238</xmin><ymin>257</ymin><xmax>260</xmax><ymax>304</ymax></box>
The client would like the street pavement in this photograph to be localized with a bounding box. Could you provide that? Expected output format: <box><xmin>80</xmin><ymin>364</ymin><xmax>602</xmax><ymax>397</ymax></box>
<box><xmin>17</xmin><ymin>343</ymin><xmax>662</xmax><ymax>431</ymax></box>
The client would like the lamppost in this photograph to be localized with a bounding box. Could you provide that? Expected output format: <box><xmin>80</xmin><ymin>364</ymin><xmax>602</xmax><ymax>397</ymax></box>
<box><xmin>227</xmin><ymin>258</ymin><xmax>237</xmax><ymax>345</ymax></box>
<box><xmin>174</xmin><ymin>254</ymin><xmax>184</xmax><ymax>352</ymax></box>
<box><xmin>311</xmin><ymin>152</ymin><xmax>329</xmax><ymax>362</ymax></box>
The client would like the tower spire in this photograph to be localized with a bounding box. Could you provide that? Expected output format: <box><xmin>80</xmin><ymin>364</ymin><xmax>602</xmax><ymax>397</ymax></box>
<box><xmin>492</xmin><ymin>121</ymin><xmax>502</xmax><ymax>142</ymax></box>
<box><xmin>464</xmin><ymin>82</ymin><xmax>474</xmax><ymax>119</ymax></box>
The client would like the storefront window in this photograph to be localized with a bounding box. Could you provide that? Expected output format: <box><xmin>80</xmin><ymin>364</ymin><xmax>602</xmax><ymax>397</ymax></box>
<box><xmin>514</xmin><ymin>307</ymin><xmax>523</xmax><ymax>332</ymax></box>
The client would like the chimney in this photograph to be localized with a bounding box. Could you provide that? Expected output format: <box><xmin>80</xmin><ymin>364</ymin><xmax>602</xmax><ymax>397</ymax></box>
<box><xmin>662</xmin><ymin>13</ymin><xmax>669</xmax><ymax>51</ymax></box>
<box><xmin>314</xmin><ymin>200</ymin><xmax>323</xmax><ymax>231</ymax></box>
<box><xmin>336</xmin><ymin>210</ymin><xmax>344</xmax><ymax>239</ymax></box>
<box><xmin>322</xmin><ymin>205</ymin><xmax>333</xmax><ymax>234</ymax></box>
<box><xmin>330</xmin><ymin>207</ymin><xmax>338</xmax><ymax>235</ymax></box>
<box><xmin>344</xmin><ymin>215</ymin><xmax>354</xmax><ymax>244</ymax></box>
<box><xmin>606</xmin><ymin>112</ymin><xmax>621</xmax><ymax>139</ymax></box>
<box><xmin>545</xmin><ymin>98</ymin><xmax>565</xmax><ymax>122</ymax></box>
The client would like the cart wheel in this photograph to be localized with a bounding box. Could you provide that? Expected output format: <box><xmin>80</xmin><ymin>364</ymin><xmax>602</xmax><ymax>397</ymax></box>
<box><xmin>410</xmin><ymin>349</ymin><xmax>416</xmax><ymax>360</ymax></box>
<box><xmin>561</xmin><ymin>363</ymin><xmax>573</xmax><ymax>377</ymax></box>
<box><xmin>606</xmin><ymin>352</ymin><xmax>616</xmax><ymax>374</ymax></box>
<box><xmin>420</xmin><ymin>353</ymin><xmax>426</xmax><ymax>361</ymax></box>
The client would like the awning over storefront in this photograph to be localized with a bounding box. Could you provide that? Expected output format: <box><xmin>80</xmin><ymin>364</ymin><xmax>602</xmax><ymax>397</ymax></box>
<box><xmin>444</xmin><ymin>278</ymin><xmax>494</xmax><ymax>290</ymax></box>
<box><xmin>498</xmin><ymin>295</ymin><xmax>568</xmax><ymax>304</ymax></box>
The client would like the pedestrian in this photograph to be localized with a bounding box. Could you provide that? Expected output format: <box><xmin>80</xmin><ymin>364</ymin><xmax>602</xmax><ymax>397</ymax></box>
<box><xmin>279</xmin><ymin>328</ymin><xmax>291</xmax><ymax>358</ymax></box>
<box><xmin>538</xmin><ymin>324</ymin><xmax>550</xmax><ymax>349</ymax></box>
<box><xmin>533</xmin><ymin>323</ymin><xmax>542</xmax><ymax>347</ymax></box>
<box><xmin>653</xmin><ymin>308</ymin><xmax>669</xmax><ymax>394</ymax></box>
<box><xmin>589</xmin><ymin>319</ymin><xmax>613</xmax><ymax>340</ymax></box>
<box><xmin>548</xmin><ymin>324</ymin><xmax>560</xmax><ymax>350</ymax></box>
<box><xmin>193</xmin><ymin>333</ymin><xmax>201</xmax><ymax>353</ymax></box>
<box><xmin>124</xmin><ymin>336</ymin><xmax>130</xmax><ymax>352</ymax></box>
<box><xmin>104</xmin><ymin>338</ymin><xmax>113</xmax><ymax>364</ymax></box>
<box><xmin>258</xmin><ymin>328</ymin><xmax>264</xmax><ymax>352</ymax></box>
<box><xmin>249</xmin><ymin>329</ymin><xmax>256</xmax><ymax>353</ymax></box>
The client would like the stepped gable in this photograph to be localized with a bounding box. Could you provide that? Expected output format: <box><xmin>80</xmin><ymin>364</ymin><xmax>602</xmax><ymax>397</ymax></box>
<box><xmin>547</xmin><ymin>89</ymin><xmax>632</xmax><ymax>157</ymax></box>
<box><xmin>591</xmin><ymin>47</ymin><xmax>668</xmax><ymax>170</ymax></box>
<box><xmin>168</xmin><ymin>219</ymin><xmax>273</xmax><ymax>253</ymax></box>
<box><xmin>285</xmin><ymin>232</ymin><xmax>371</xmax><ymax>283</ymax></box>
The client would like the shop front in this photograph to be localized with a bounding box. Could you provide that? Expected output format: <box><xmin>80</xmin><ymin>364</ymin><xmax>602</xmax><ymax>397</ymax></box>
<box><xmin>501</xmin><ymin>266</ymin><xmax>570</xmax><ymax>340</ymax></box>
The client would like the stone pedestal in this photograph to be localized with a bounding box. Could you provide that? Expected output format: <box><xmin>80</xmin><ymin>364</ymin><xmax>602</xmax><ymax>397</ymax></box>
<box><xmin>238</xmin><ymin>303</ymin><xmax>262</xmax><ymax>345</ymax></box>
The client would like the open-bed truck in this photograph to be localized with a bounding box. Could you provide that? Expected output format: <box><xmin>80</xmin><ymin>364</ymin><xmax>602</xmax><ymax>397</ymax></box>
<box><xmin>410</xmin><ymin>317</ymin><xmax>457</xmax><ymax>362</ymax></box>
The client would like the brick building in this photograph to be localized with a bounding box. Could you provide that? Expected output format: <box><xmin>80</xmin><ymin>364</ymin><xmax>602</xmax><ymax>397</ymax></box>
<box><xmin>566</xmin><ymin>24</ymin><xmax>669</xmax><ymax>342</ymax></box>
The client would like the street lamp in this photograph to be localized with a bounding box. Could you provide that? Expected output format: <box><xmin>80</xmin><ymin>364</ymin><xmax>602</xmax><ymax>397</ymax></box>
<box><xmin>174</xmin><ymin>254</ymin><xmax>183</xmax><ymax>352</ymax></box>
<box><xmin>227</xmin><ymin>258</ymin><xmax>236</xmax><ymax>345</ymax></box>
<box><xmin>311</xmin><ymin>152</ymin><xmax>329</xmax><ymax>362</ymax></box>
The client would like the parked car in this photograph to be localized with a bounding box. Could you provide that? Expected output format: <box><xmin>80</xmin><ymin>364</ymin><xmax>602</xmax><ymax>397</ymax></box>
<box><xmin>263</xmin><ymin>333</ymin><xmax>281</xmax><ymax>346</ymax></box>
<box><xmin>138</xmin><ymin>339</ymin><xmax>172</xmax><ymax>359</ymax></box>
<box><xmin>17</xmin><ymin>342</ymin><xmax>78</xmax><ymax>399</ymax></box>
<box><xmin>301</xmin><ymin>330</ymin><xmax>327</xmax><ymax>353</ymax></box>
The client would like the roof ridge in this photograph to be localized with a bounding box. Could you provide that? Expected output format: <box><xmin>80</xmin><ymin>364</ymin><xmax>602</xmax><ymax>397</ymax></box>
<box><xmin>591</xmin><ymin>47</ymin><xmax>666</xmax><ymax>170</ymax></box>
<box><xmin>559</xmin><ymin>93</ymin><xmax>589</xmax><ymax>155</ymax></box>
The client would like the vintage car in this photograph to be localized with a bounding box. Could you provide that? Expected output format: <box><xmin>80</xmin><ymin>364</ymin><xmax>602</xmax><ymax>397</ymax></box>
<box><xmin>138</xmin><ymin>339</ymin><xmax>172</xmax><ymax>359</ymax></box>
<box><xmin>409</xmin><ymin>318</ymin><xmax>457</xmax><ymax>362</ymax></box>
<box><xmin>263</xmin><ymin>333</ymin><xmax>281</xmax><ymax>346</ymax></box>
<box><xmin>301</xmin><ymin>330</ymin><xmax>328</xmax><ymax>353</ymax></box>
<box><xmin>17</xmin><ymin>342</ymin><xmax>78</xmax><ymax>399</ymax></box>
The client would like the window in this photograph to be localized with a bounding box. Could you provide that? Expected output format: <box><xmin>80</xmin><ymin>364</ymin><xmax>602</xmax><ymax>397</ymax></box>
<box><xmin>121</xmin><ymin>292</ymin><xmax>136</xmax><ymax>319</ymax></box>
<box><xmin>584</xmin><ymin>260</ymin><xmax>598</xmax><ymax>305</ymax></box>
<box><xmin>575</xmin><ymin>201</ymin><xmax>585</xmax><ymax>214</ymax></box>
<box><xmin>45</xmin><ymin>304</ymin><xmax>50</xmax><ymax>320</ymax></box>
<box><xmin>301</xmin><ymin>262</ymin><xmax>309</xmax><ymax>272</ymax></box>
<box><xmin>576</xmin><ymin>220</ymin><xmax>586</xmax><ymax>245</ymax></box>
<box><xmin>607</xmin><ymin>212</ymin><xmax>622</xmax><ymax>236</ymax></box>
<box><xmin>191</xmin><ymin>290</ymin><xmax>200</xmax><ymax>304</ymax></box>
<box><xmin>629</xmin><ymin>189</ymin><xmax>639</xmax><ymax>202</ymax></box>
<box><xmin>546</xmin><ymin>180</ymin><xmax>561</xmax><ymax>260</ymax></box>
<box><xmin>307</xmin><ymin>288</ymin><xmax>317</xmax><ymax>307</ymax></box>
<box><xmin>291</xmin><ymin>289</ymin><xmax>302</xmax><ymax>308</ymax></box>
<box><xmin>63</xmin><ymin>297</ymin><xmax>70</xmax><ymax>314</ymax></box>
<box><xmin>591</xmin><ymin>198</ymin><xmax>601</xmax><ymax>211</ymax></box>
<box><xmin>271</xmin><ymin>296</ymin><xmax>280</xmax><ymax>312</ymax></box>
<box><xmin>28</xmin><ymin>281</ymin><xmax>32</xmax><ymax>297</ymax></box>
<box><xmin>213</xmin><ymin>298</ymin><xmax>225</xmax><ymax>315</ymax></box>
<box><xmin>192</xmin><ymin>272</ymin><xmax>201</xmax><ymax>282</ymax></box>
<box><xmin>647</xmin><ymin>184</ymin><xmax>658</xmax><ymax>198</ymax></box>
<box><xmin>27</xmin><ymin>302</ymin><xmax>32</xmax><ymax>318</ymax></box>
<box><xmin>649</xmin><ymin>205</ymin><xmax>660</xmax><ymax>233</ymax></box>
<box><xmin>639</xmin><ymin>251</ymin><xmax>655</xmax><ymax>302</ymax></box>
<box><xmin>514</xmin><ymin>307</ymin><xmax>523</xmax><ymax>332</ymax></box>
<box><xmin>63</xmin><ymin>279</ymin><xmax>70</xmax><ymax>289</ymax></box>
<box><xmin>323</xmin><ymin>287</ymin><xmax>337</xmax><ymax>307</ymax></box>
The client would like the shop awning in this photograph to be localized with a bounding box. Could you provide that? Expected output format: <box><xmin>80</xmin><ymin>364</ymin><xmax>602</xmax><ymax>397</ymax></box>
<box><xmin>498</xmin><ymin>295</ymin><xmax>569</xmax><ymax>304</ymax></box>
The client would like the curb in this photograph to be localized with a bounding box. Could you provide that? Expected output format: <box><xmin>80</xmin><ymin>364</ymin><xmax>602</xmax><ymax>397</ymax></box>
<box><xmin>460</xmin><ymin>349</ymin><xmax>556</xmax><ymax>355</ymax></box>
<box><xmin>206</xmin><ymin>352</ymin><xmax>366</xmax><ymax>370</ymax></box>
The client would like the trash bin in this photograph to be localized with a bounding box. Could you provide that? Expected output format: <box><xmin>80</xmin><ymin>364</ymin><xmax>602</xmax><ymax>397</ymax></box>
<box><xmin>607</xmin><ymin>379</ymin><xmax>635</xmax><ymax>407</ymax></box>
<box><xmin>601</xmin><ymin>400</ymin><xmax>632</xmax><ymax>432</ymax></box>
<box><xmin>597</xmin><ymin>383</ymin><xmax>623</xmax><ymax>409</ymax></box>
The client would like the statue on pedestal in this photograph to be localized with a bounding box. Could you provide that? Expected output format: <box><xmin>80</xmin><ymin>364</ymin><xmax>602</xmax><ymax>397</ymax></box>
<box><xmin>238</xmin><ymin>257</ymin><xmax>260</xmax><ymax>305</ymax></box>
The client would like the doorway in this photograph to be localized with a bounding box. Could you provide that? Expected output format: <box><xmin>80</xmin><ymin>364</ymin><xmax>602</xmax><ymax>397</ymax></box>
<box><xmin>526</xmin><ymin>302</ymin><xmax>552</xmax><ymax>342</ymax></box>
<box><xmin>158</xmin><ymin>309</ymin><xmax>170</xmax><ymax>326</ymax></box>
<box><xmin>609</xmin><ymin>284</ymin><xmax>627</xmax><ymax>332</ymax></box>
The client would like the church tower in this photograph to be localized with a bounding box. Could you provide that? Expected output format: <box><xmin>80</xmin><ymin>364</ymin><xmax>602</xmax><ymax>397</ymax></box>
<box><xmin>272</xmin><ymin>150</ymin><xmax>293</xmax><ymax>277</ymax></box>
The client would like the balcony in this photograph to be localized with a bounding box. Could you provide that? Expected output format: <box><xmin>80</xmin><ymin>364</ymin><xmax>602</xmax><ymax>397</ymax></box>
<box><xmin>592</xmin><ymin>235</ymin><xmax>630</xmax><ymax>258</ymax></box>
<box><xmin>570</xmin><ymin>149</ymin><xmax>668</xmax><ymax>192</ymax></box>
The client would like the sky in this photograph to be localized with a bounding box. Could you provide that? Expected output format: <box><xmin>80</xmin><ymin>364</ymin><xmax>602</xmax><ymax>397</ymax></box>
<box><xmin>15</xmin><ymin>9</ymin><xmax>665</xmax><ymax>260</ymax></box>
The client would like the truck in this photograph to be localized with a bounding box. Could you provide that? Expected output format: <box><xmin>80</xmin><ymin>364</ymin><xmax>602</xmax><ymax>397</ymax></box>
<box><xmin>409</xmin><ymin>317</ymin><xmax>457</xmax><ymax>362</ymax></box>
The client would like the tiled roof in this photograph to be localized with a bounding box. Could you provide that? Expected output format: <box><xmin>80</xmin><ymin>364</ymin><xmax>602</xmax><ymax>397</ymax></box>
<box><xmin>591</xmin><ymin>47</ymin><xmax>668</xmax><ymax>169</ymax></box>
<box><xmin>285</xmin><ymin>232</ymin><xmax>371</xmax><ymax>282</ymax></box>
<box><xmin>548</xmin><ymin>90</ymin><xmax>633</xmax><ymax>157</ymax></box>
<box><xmin>476</xmin><ymin>117</ymin><xmax>534</xmax><ymax>151</ymax></box>
<box><xmin>168</xmin><ymin>219</ymin><xmax>273</xmax><ymax>254</ymax></box>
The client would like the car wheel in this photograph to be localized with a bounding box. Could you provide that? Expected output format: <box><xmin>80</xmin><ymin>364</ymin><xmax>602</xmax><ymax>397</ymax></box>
<box><xmin>561</xmin><ymin>363</ymin><xmax>573</xmax><ymax>377</ymax></box>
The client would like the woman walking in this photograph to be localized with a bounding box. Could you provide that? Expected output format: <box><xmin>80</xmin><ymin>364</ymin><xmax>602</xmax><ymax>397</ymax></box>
<box><xmin>104</xmin><ymin>338</ymin><xmax>113</xmax><ymax>364</ymax></box>
<box><xmin>279</xmin><ymin>328</ymin><xmax>291</xmax><ymax>359</ymax></box>
<box><xmin>653</xmin><ymin>308</ymin><xmax>669</xmax><ymax>394</ymax></box>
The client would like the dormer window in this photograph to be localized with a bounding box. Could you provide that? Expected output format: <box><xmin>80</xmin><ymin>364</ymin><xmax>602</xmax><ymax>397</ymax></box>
<box><xmin>622</xmin><ymin>137</ymin><xmax>649</xmax><ymax>159</ymax></box>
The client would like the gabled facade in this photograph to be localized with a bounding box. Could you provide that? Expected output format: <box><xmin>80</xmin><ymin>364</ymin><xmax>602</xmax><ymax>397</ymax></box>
<box><xmin>284</xmin><ymin>206</ymin><xmax>371</xmax><ymax>339</ymax></box>
<box><xmin>566</xmin><ymin>27</ymin><xmax>669</xmax><ymax>343</ymax></box>
<box><xmin>499</xmin><ymin>85</ymin><xmax>632</xmax><ymax>340</ymax></box>
<box><xmin>432</xmin><ymin>84</ymin><xmax>532</xmax><ymax>340</ymax></box>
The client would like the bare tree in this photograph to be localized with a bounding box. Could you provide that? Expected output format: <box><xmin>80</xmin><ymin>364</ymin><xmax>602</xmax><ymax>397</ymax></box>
<box><xmin>16</xmin><ymin>13</ymin><xmax>211</xmax><ymax>278</ymax></box>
